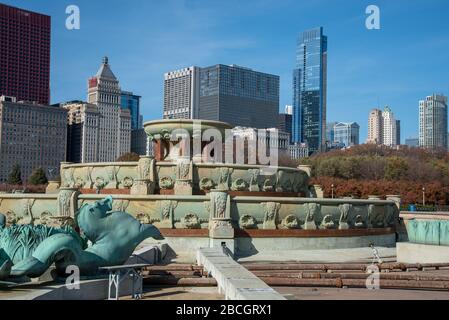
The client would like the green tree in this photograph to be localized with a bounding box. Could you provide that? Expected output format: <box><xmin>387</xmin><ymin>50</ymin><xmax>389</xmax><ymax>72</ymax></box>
<box><xmin>28</xmin><ymin>168</ymin><xmax>48</xmax><ymax>185</ymax></box>
<box><xmin>7</xmin><ymin>164</ymin><xmax>22</xmax><ymax>185</ymax></box>
<box><xmin>116</xmin><ymin>152</ymin><xmax>140</xmax><ymax>162</ymax></box>
<box><xmin>384</xmin><ymin>157</ymin><xmax>409</xmax><ymax>181</ymax></box>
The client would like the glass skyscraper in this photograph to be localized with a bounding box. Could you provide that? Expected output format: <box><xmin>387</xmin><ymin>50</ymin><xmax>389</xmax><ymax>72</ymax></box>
<box><xmin>292</xmin><ymin>27</ymin><xmax>327</xmax><ymax>153</ymax></box>
<box><xmin>121</xmin><ymin>91</ymin><xmax>141</xmax><ymax>130</ymax></box>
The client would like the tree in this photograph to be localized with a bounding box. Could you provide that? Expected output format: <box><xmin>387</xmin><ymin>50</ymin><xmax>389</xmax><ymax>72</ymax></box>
<box><xmin>116</xmin><ymin>152</ymin><xmax>140</xmax><ymax>162</ymax></box>
<box><xmin>7</xmin><ymin>164</ymin><xmax>22</xmax><ymax>185</ymax></box>
<box><xmin>28</xmin><ymin>168</ymin><xmax>48</xmax><ymax>185</ymax></box>
<box><xmin>384</xmin><ymin>157</ymin><xmax>409</xmax><ymax>181</ymax></box>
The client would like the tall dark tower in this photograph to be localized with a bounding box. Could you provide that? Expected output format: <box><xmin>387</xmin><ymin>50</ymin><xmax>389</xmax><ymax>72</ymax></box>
<box><xmin>0</xmin><ymin>4</ymin><xmax>51</xmax><ymax>104</ymax></box>
<box><xmin>292</xmin><ymin>27</ymin><xmax>327</xmax><ymax>154</ymax></box>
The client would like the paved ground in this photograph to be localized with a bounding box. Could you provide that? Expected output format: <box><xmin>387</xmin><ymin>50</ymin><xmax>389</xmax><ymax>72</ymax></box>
<box><xmin>237</xmin><ymin>247</ymin><xmax>397</xmax><ymax>264</ymax></box>
<box><xmin>277</xmin><ymin>287</ymin><xmax>449</xmax><ymax>300</ymax></box>
<box><xmin>125</xmin><ymin>286</ymin><xmax>224</xmax><ymax>300</ymax></box>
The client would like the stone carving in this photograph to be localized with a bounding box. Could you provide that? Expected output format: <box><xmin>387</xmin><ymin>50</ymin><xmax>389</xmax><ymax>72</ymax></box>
<box><xmin>231</xmin><ymin>179</ymin><xmax>248</xmax><ymax>192</ymax></box>
<box><xmin>338</xmin><ymin>204</ymin><xmax>352</xmax><ymax>230</ymax></box>
<box><xmin>368</xmin><ymin>204</ymin><xmax>384</xmax><ymax>228</ymax></box>
<box><xmin>303</xmin><ymin>203</ymin><xmax>321</xmax><ymax>230</ymax></box>
<box><xmin>262</xmin><ymin>202</ymin><xmax>280</xmax><ymax>230</ymax></box>
<box><xmin>17</xmin><ymin>199</ymin><xmax>35</xmax><ymax>225</ymax></box>
<box><xmin>159</xmin><ymin>176</ymin><xmax>174</xmax><ymax>190</ymax></box>
<box><xmin>283</xmin><ymin>215</ymin><xmax>299</xmax><ymax>229</ymax></box>
<box><xmin>239</xmin><ymin>215</ymin><xmax>258</xmax><ymax>229</ymax></box>
<box><xmin>159</xmin><ymin>200</ymin><xmax>178</xmax><ymax>228</ymax></box>
<box><xmin>84</xmin><ymin>167</ymin><xmax>94</xmax><ymax>189</ymax></box>
<box><xmin>138</xmin><ymin>156</ymin><xmax>155</xmax><ymax>181</ymax></box>
<box><xmin>112</xmin><ymin>200</ymin><xmax>130</xmax><ymax>212</ymax></box>
<box><xmin>105</xmin><ymin>166</ymin><xmax>118</xmax><ymax>189</ymax></box>
<box><xmin>320</xmin><ymin>215</ymin><xmax>335</xmax><ymax>229</ymax></box>
<box><xmin>199</xmin><ymin>178</ymin><xmax>215</xmax><ymax>191</ymax></box>
<box><xmin>121</xmin><ymin>177</ymin><xmax>134</xmax><ymax>189</ymax></box>
<box><xmin>262</xmin><ymin>179</ymin><xmax>275</xmax><ymax>192</ymax></box>
<box><xmin>131</xmin><ymin>179</ymin><xmax>151</xmax><ymax>195</ymax></box>
<box><xmin>57</xmin><ymin>188</ymin><xmax>79</xmax><ymax>218</ymax></box>
<box><xmin>280</xmin><ymin>174</ymin><xmax>293</xmax><ymax>192</ymax></box>
<box><xmin>174</xmin><ymin>159</ymin><xmax>193</xmax><ymax>195</ymax></box>
<box><xmin>74</xmin><ymin>177</ymin><xmax>84</xmax><ymax>189</ymax></box>
<box><xmin>5</xmin><ymin>211</ymin><xmax>18</xmax><ymax>226</ymax></box>
<box><xmin>176</xmin><ymin>160</ymin><xmax>192</xmax><ymax>180</ymax></box>
<box><xmin>63</xmin><ymin>168</ymin><xmax>75</xmax><ymax>188</ymax></box>
<box><xmin>383</xmin><ymin>205</ymin><xmax>395</xmax><ymax>227</ymax></box>
<box><xmin>136</xmin><ymin>212</ymin><xmax>150</xmax><ymax>224</ymax></box>
<box><xmin>354</xmin><ymin>215</ymin><xmax>365</xmax><ymax>228</ymax></box>
<box><xmin>94</xmin><ymin>177</ymin><xmax>106</xmax><ymax>190</ymax></box>
<box><xmin>182</xmin><ymin>213</ymin><xmax>201</xmax><ymax>229</ymax></box>
<box><xmin>35</xmin><ymin>211</ymin><xmax>54</xmax><ymax>226</ymax></box>
<box><xmin>0</xmin><ymin>196</ymin><xmax>163</xmax><ymax>280</ymax></box>
<box><xmin>209</xmin><ymin>191</ymin><xmax>229</xmax><ymax>219</ymax></box>
<box><xmin>217</xmin><ymin>168</ymin><xmax>233</xmax><ymax>190</ymax></box>
<box><xmin>208</xmin><ymin>191</ymin><xmax>233</xmax><ymax>238</ymax></box>
<box><xmin>248</xmin><ymin>169</ymin><xmax>260</xmax><ymax>192</ymax></box>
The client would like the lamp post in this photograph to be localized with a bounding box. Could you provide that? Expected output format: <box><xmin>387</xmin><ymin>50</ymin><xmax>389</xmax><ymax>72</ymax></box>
<box><xmin>331</xmin><ymin>184</ymin><xmax>335</xmax><ymax>199</ymax></box>
<box><xmin>422</xmin><ymin>187</ymin><xmax>426</xmax><ymax>206</ymax></box>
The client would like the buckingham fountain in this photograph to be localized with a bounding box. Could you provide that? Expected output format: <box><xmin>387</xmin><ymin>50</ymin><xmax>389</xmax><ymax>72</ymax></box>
<box><xmin>0</xmin><ymin>119</ymin><xmax>401</xmax><ymax>280</ymax></box>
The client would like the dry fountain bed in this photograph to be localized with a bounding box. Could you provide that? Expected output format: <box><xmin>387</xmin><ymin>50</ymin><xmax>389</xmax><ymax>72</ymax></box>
<box><xmin>137</xmin><ymin>262</ymin><xmax>449</xmax><ymax>300</ymax></box>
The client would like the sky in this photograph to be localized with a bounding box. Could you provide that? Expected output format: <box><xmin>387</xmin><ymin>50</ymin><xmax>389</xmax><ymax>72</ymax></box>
<box><xmin>4</xmin><ymin>0</ymin><xmax>449</xmax><ymax>143</ymax></box>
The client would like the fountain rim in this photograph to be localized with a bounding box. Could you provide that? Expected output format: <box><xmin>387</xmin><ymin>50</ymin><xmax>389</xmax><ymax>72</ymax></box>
<box><xmin>143</xmin><ymin>119</ymin><xmax>233</xmax><ymax>129</ymax></box>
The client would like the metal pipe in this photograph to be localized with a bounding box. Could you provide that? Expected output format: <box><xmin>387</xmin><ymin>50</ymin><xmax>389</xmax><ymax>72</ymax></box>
<box><xmin>261</xmin><ymin>277</ymin><xmax>449</xmax><ymax>290</ymax></box>
<box><xmin>143</xmin><ymin>276</ymin><xmax>217</xmax><ymax>286</ymax></box>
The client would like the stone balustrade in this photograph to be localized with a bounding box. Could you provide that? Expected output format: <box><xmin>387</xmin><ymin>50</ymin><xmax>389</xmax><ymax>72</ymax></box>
<box><xmin>59</xmin><ymin>159</ymin><xmax>311</xmax><ymax>197</ymax></box>
<box><xmin>0</xmin><ymin>190</ymin><xmax>399</xmax><ymax>232</ymax></box>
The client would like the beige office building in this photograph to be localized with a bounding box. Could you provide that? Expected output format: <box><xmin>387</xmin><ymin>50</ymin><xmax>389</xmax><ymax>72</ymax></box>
<box><xmin>0</xmin><ymin>96</ymin><xmax>67</xmax><ymax>183</ymax></box>
<box><xmin>87</xmin><ymin>57</ymin><xmax>131</xmax><ymax>162</ymax></box>
<box><xmin>367</xmin><ymin>109</ymin><xmax>383</xmax><ymax>144</ymax></box>
<box><xmin>63</xmin><ymin>101</ymin><xmax>100</xmax><ymax>163</ymax></box>
<box><xmin>367</xmin><ymin>107</ymin><xmax>398</xmax><ymax>147</ymax></box>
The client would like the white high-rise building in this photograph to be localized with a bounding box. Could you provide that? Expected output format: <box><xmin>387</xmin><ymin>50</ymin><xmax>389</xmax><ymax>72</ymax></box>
<box><xmin>87</xmin><ymin>57</ymin><xmax>131</xmax><ymax>162</ymax></box>
<box><xmin>419</xmin><ymin>94</ymin><xmax>448</xmax><ymax>149</ymax></box>
<box><xmin>285</xmin><ymin>105</ymin><xmax>293</xmax><ymax>115</ymax></box>
<box><xmin>163</xmin><ymin>67</ymin><xmax>200</xmax><ymax>119</ymax></box>
<box><xmin>382</xmin><ymin>107</ymin><xmax>397</xmax><ymax>147</ymax></box>
<box><xmin>367</xmin><ymin>107</ymin><xmax>398</xmax><ymax>147</ymax></box>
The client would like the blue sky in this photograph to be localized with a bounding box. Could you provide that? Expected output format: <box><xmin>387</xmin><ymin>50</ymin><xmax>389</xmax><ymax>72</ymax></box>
<box><xmin>5</xmin><ymin>0</ymin><xmax>449</xmax><ymax>142</ymax></box>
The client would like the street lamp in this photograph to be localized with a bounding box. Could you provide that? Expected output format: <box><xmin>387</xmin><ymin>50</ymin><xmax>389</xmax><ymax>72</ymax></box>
<box><xmin>331</xmin><ymin>184</ymin><xmax>335</xmax><ymax>199</ymax></box>
<box><xmin>422</xmin><ymin>187</ymin><xmax>426</xmax><ymax>206</ymax></box>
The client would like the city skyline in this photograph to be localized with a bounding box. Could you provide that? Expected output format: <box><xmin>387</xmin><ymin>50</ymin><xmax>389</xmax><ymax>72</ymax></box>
<box><xmin>2</xmin><ymin>0</ymin><xmax>449</xmax><ymax>143</ymax></box>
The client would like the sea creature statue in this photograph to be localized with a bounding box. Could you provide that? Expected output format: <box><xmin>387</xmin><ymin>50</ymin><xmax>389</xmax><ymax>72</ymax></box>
<box><xmin>0</xmin><ymin>196</ymin><xmax>163</xmax><ymax>280</ymax></box>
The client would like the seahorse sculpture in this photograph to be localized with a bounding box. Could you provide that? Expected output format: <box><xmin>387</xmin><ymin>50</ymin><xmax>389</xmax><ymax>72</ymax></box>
<box><xmin>0</xmin><ymin>196</ymin><xmax>163</xmax><ymax>280</ymax></box>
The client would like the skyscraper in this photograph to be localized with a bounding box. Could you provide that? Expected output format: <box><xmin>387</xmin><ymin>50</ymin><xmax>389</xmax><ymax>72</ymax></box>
<box><xmin>198</xmin><ymin>64</ymin><xmax>279</xmax><ymax>128</ymax></box>
<box><xmin>0</xmin><ymin>4</ymin><xmax>51</xmax><ymax>104</ymax></box>
<box><xmin>163</xmin><ymin>64</ymin><xmax>280</xmax><ymax>129</ymax></box>
<box><xmin>63</xmin><ymin>101</ymin><xmax>100</xmax><ymax>163</ymax></box>
<box><xmin>333</xmin><ymin>122</ymin><xmax>360</xmax><ymax>147</ymax></box>
<box><xmin>121</xmin><ymin>91</ymin><xmax>141</xmax><ymax>130</ymax></box>
<box><xmin>326</xmin><ymin>121</ymin><xmax>338</xmax><ymax>143</ymax></box>
<box><xmin>419</xmin><ymin>94</ymin><xmax>448</xmax><ymax>149</ymax></box>
<box><xmin>367</xmin><ymin>109</ymin><xmax>383</xmax><ymax>144</ymax></box>
<box><xmin>163</xmin><ymin>67</ymin><xmax>200</xmax><ymax>119</ymax></box>
<box><xmin>367</xmin><ymin>107</ymin><xmax>398</xmax><ymax>147</ymax></box>
<box><xmin>292</xmin><ymin>27</ymin><xmax>327</xmax><ymax>153</ymax></box>
<box><xmin>87</xmin><ymin>57</ymin><xmax>131</xmax><ymax>162</ymax></box>
<box><xmin>278</xmin><ymin>113</ymin><xmax>293</xmax><ymax>143</ymax></box>
<box><xmin>0</xmin><ymin>96</ymin><xmax>67</xmax><ymax>182</ymax></box>
<box><xmin>382</xmin><ymin>107</ymin><xmax>397</xmax><ymax>147</ymax></box>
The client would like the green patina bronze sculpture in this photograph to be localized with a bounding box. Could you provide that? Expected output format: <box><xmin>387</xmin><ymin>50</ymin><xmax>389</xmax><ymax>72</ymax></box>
<box><xmin>0</xmin><ymin>196</ymin><xmax>162</xmax><ymax>280</ymax></box>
